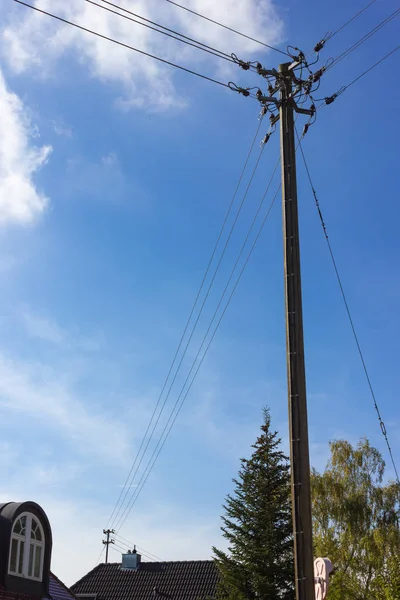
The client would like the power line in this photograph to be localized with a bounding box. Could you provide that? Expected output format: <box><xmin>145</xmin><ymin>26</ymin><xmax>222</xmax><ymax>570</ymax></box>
<box><xmin>86</xmin><ymin>0</ymin><xmax>235</xmax><ymax>64</ymax></box>
<box><xmin>106</xmin><ymin>119</ymin><xmax>265</xmax><ymax>529</ymax></box>
<box><xmin>109</xmin><ymin>541</ymin><xmax>155</xmax><ymax>560</ymax></box>
<box><xmin>13</xmin><ymin>0</ymin><xmax>232</xmax><ymax>90</ymax></box>
<box><xmin>112</xmin><ymin>142</ymin><xmax>268</xmax><ymax>528</ymax></box>
<box><xmin>112</xmin><ymin>541</ymin><xmax>156</xmax><ymax>562</ymax></box>
<box><xmin>111</xmin><ymin>538</ymin><xmax>160</xmax><ymax>563</ymax></box>
<box><xmin>328</xmin><ymin>6</ymin><xmax>400</xmax><ymax>71</ymax></box>
<box><xmin>329</xmin><ymin>0</ymin><xmax>378</xmax><ymax>39</ymax></box>
<box><xmin>113</xmin><ymin>533</ymin><xmax>164</xmax><ymax>561</ymax></box>
<box><xmin>113</xmin><ymin>144</ymin><xmax>272</xmax><ymax>530</ymax></box>
<box><xmin>115</xmin><ymin>159</ymin><xmax>281</xmax><ymax>532</ymax></box>
<box><xmin>296</xmin><ymin>131</ymin><xmax>400</xmax><ymax>488</ymax></box>
<box><xmin>163</xmin><ymin>0</ymin><xmax>289</xmax><ymax>56</ymax></box>
<box><xmin>311</xmin><ymin>43</ymin><xmax>400</xmax><ymax>109</ymax></box>
<box><xmin>135</xmin><ymin>545</ymin><xmax>164</xmax><ymax>562</ymax></box>
<box><xmin>95</xmin><ymin>545</ymin><xmax>106</xmax><ymax>565</ymax></box>
<box><xmin>343</xmin><ymin>43</ymin><xmax>400</xmax><ymax>90</ymax></box>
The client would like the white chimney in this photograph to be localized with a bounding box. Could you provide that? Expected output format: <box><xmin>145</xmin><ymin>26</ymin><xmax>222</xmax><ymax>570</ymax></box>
<box><xmin>121</xmin><ymin>546</ymin><xmax>141</xmax><ymax>570</ymax></box>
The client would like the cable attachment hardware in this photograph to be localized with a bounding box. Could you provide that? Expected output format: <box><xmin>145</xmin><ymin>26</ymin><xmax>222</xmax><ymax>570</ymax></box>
<box><xmin>255</xmin><ymin>62</ymin><xmax>270</xmax><ymax>78</ymax></box>
<box><xmin>255</xmin><ymin>89</ymin><xmax>279</xmax><ymax>106</ymax></box>
<box><xmin>260</xmin><ymin>132</ymin><xmax>271</xmax><ymax>147</ymax></box>
<box><xmin>310</xmin><ymin>66</ymin><xmax>326</xmax><ymax>83</ymax></box>
<box><xmin>313</xmin><ymin>33</ymin><xmax>330</xmax><ymax>53</ymax></box>
<box><xmin>287</xmin><ymin>46</ymin><xmax>306</xmax><ymax>63</ymax></box>
<box><xmin>228</xmin><ymin>82</ymin><xmax>250</xmax><ymax>97</ymax></box>
<box><xmin>258</xmin><ymin>105</ymin><xmax>268</xmax><ymax>120</ymax></box>
<box><xmin>324</xmin><ymin>86</ymin><xmax>346</xmax><ymax>105</ymax></box>
<box><xmin>302</xmin><ymin>104</ymin><xmax>316</xmax><ymax>137</ymax></box>
<box><xmin>231</xmin><ymin>53</ymin><xmax>250</xmax><ymax>70</ymax></box>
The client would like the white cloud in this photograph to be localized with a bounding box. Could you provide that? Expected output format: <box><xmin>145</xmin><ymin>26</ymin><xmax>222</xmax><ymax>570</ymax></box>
<box><xmin>0</xmin><ymin>68</ymin><xmax>52</xmax><ymax>225</ymax></box>
<box><xmin>1</xmin><ymin>0</ymin><xmax>284</xmax><ymax>110</ymax></box>
<box><xmin>102</xmin><ymin>151</ymin><xmax>117</xmax><ymax>166</ymax></box>
<box><xmin>52</xmin><ymin>119</ymin><xmax>73</xmax><ymax>138</ymax></box>
<box><xmin>22</xmin><ymin>309</ymin><xmax>67</xmax><ymax>345</ymax></box>
<box><xmin>20</xmin><ymin>306</ymin><xmax>106</xmax><ymax>351</ymax></box>
<box><xmin>0</xmin><ymin>352</ymin><xmax>131</xmax><ymax>464</ymax></box>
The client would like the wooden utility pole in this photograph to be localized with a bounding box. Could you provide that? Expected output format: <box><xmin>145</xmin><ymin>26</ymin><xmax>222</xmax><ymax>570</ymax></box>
<box><xmin>279</xmin><ymin>61</ymin><xmax>315</xmax><ymax>600</ymax></box>
<box><xmin>102</xmin><ymin>528</ymin><xmax>115</xmax><ymax>563</ymax></box>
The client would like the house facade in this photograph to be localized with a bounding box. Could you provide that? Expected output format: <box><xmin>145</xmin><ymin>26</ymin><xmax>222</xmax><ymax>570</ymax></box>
<box><xmin>0</xmin><ymin>501</ymin><xmax>79</xmax><ymax>600</ymax></box>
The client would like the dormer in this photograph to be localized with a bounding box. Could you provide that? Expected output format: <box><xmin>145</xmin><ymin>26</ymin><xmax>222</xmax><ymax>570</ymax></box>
<box><xmin>0</xmin><ymin>501</ymin><xmax>52</xmax><ymax>597</ymax></box>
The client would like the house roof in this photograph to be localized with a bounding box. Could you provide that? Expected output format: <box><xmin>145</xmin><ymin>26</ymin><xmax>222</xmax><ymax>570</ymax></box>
<box><xmin>49</xmin><ymin>573</ymin><xmax>80</xmax><ymax>600</ymax></box>
<box><xmin>0</xmin><ymin>573</ymin><xmax>76</xmax><ymax>600</ymax></box>
<box><xmin>71</xmin><ymin>561</ymin><xmax>220</xmax><ymax>600</ymax></box>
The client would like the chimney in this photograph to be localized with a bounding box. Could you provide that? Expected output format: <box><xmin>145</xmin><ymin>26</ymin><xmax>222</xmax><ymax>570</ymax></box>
<box><xmin>121</xmin><ymin>546</ymin><xmax>141</xmax><ymax>570</ymax></box>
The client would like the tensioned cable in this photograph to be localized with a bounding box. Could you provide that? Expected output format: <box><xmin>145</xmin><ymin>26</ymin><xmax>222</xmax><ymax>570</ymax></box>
<box><xmin>163</xmin><ymin>0</ymin><xmax>289</xmax><ymax>56</ymax></box>
<box><xmin>311</xmin><ymin>43</ymin><xmax>400</xmax><ymax>109</ymax></box>
<box><xmin>95</xmin><ymin>545</ymin><xmax>106</xmax><ymax>565</ymax></box>
<box><xmin>86</xmin><ymin>0</ymin><xmax>235</xmax><ymax>64</ymax></box>
<box><xmin>109</xmin><ymin>541</ymin><xmax>157</xmax><ymax>561</ymax></box>
<box><xmin>329</xmin><ymin>0</ymin><xmax>378</xmax><ymax>40</ymax></box>
<box><xmin>342</xmin><ymin>43</ymin><xmax>400</xmax><ymax>90</ymax></box>
<box><xmin>327</xmin><ymin>6</ymin><xmax>400</xmax><ymax>72</ymax></box>
<box><xmin>106</xmin><ymin>120</ymin><xmax>265</xmax><ymax>528</ymax></box>
<box><xmin>13</xmin><ymin>1</ymin><xmax>231</xmax><ymax>89</ymax></box>
<box><xmin>109</xmin><ymin>137</ymin><xmax>267</xmax><ymax>529</ymax></box>
<box><xmin>115</xmin><ymin>159</ymin><xmax>282</xmax><ymax>532</ymax></box>
<box><xmin>296</xmin><ymin>129</ymin><xmax>400</xmax><ymax>488</ymax></box>
<box><xmin>113</xmin><ymin>533</ymin><xmax>164</xmax><ymax>561</ymax></box>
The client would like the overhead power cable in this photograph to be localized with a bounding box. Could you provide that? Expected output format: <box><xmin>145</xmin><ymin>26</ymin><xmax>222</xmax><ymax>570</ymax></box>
<box><xmin>342</xmin><ymin>43</ymin><xmax>400</xmax><ymax>90</ymax></box>
<box><xmin>296</xmin><ymin>131</ymin><xmax>400</xmax><ymax>488</ymax></box>
<box><xmin>112</xmin><ymin>541</ymin><xmax>156</xmax><ymax>562</ymax></box>
<box><xmin>312</xmin><ymin>43</ymin><xmax>400</xmax><ymax>109</ymax></box>
<box><xmin>163</xmin><ymin>0</ymin><xmax>289</xmax><ymax>56</ymax></box>
<box><xmin>113</xmin><ymin>533</ymin><xmax>164</xmax><ymax>561</ymax></box>
<box><xmin>106</xmin><ymin>119</ymin><xmax>265</xmax><ymax>529</ymax></box>
<box><xmin>95</xmin><ymin>545</ymin><xmax>106</xmax><ymax>565</ymax></box>
<box><xmin>13</xmin><ymin>0</ymin><xmax>232</xmax><ymax>89</ymax></box>
<box><xmin>112</xmin><ymin>144</ymin><xmax>271</xmax><ymax>531</ymax></box>
<box><xmin>329</xmin><ymin>0</ymin><xmax>378</xmax><ymax>40</ymax></box>
<box><xmin>86</xmin><ymin>0</ymin><xmax>235</xmax><ymax>64</ymax></box>
<box><xmin>111</xmin><ymin>132</ymin><xmax>268</xmax><ymax>529</ymax></box>
<box><xmin>110</xmin><ymin>541</ymin><xmax>157</xmax><ymax>561</ymax></box>
<box><xmin>114</xmin><ymin>158</ymin><xmax>282</xmax><ymax>532</ymax></box>
<box><xmin>328</xmin><ymin>6</ymin><xmax>400</xmax><ymax>71</ymax></box>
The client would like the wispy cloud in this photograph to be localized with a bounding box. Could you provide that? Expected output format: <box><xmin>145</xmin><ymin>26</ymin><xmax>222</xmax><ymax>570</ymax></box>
<box><xmin>22</xmin><ymin>309</ymin><xmax>67</xmax><ymax>345</ymax></box>
<box><xmin>0</xmin><ymin>352</ymin><xmax>131</xmax><ymax>464</ymax></box>
<box><xmin>1</xmin><ymin>0</ymin><xmax>284</xmax><ymax>110</ymax></box>
<box><xmin>0</xmin><ymin>68</ymin><xmax>51</xmax><ymax>226</ymax></box>
<box><xmin>20</xmin><ymin>306</ymin><xmax>105</xmax><ymax>351</ymax></box>
<box><xmin>52</xmin><ymin>119</ymin><xmax>73</xmax><ymax>138</ymax></box>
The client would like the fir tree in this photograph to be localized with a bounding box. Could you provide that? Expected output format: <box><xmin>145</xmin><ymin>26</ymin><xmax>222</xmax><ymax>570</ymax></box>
<box><xmin>213</xmin><ymin>408</ymin><xmax>294</xmax><ymax>600</ymax></box>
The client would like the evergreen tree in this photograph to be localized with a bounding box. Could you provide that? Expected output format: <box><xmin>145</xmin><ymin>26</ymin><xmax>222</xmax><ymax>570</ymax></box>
<box><xmin>213</xmin><ymin>408</ymin><xmax>294</xmax><ymax>600</ymax></box>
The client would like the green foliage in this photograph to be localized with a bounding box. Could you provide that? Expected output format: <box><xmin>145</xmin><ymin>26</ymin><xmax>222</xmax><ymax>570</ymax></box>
<box><xmin>213</xmin><ymin>408</ymin><xmax>294</xmax><ymax>600</ymax></box>
<box><xmin>311</xmin><ymin>438</ymin><xmax>400</xmax><ymax>600</ymax></box>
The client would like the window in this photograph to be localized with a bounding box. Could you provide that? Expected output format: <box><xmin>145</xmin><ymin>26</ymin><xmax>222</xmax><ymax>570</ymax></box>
<box><xmin>8</xmin><ymin>513</ymin><xmax>45</xmax><ymax>581</ymax></box>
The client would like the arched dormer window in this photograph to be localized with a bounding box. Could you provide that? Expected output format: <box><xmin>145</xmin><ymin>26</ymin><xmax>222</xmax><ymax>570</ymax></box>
<box><xmin>8</xmin><ymin>513</ymin><xmax>45</xmax><ymax>581</ymax></box>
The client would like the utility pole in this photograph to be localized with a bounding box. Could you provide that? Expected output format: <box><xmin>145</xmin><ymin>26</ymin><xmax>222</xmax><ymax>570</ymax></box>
<box><xmin>102</xmin><ymin>528</ymin><xmax>115</xmax><ymax>564</ymax></box>
<box><xmin>223</xmin><ymin>49</ymin><xmax>331</xmax><ymax>598</ymax></box>
<box><xmin>278</xmin><ymin>61</ymin><xmax>315</xmax><ymax>600</ymax></box>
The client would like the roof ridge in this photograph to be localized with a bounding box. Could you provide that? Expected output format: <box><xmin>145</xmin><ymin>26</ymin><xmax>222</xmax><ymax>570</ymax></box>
<box><xmin>71</xmin><ymin>563</ymin><xmax>103</xmax><ymax>589</ymax></box>
<box><xmin>50</xmin><ymin>571</ymin><xmax>81</xmax><ymax>600</ymax></box>
<box><xmin>102</xmin><ymin>560</ymin><xmax>215</xmax><ymax>565</ymax></box>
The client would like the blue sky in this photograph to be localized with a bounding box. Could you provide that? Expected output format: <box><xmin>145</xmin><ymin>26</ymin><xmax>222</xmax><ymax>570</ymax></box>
<box><xmin>0</xmin><ymin>0</ymin><xmax>399</xmax><ymax>586</ymax></box>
